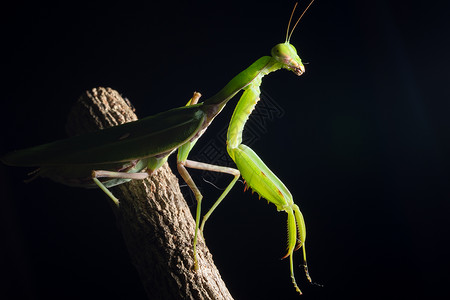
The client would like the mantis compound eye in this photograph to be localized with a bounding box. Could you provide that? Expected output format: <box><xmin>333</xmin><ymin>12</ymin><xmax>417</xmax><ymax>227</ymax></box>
<box><xmin>271</xmin><ymin>43</ymin><xmax>305</xmax><ymax>76</ymax></box>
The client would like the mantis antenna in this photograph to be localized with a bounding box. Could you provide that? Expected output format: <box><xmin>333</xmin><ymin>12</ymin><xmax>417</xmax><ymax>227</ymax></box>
<box><xmin>286</xmin><ymin>0</ymin><xmax>316</xmax><ymax>43</ymax></box>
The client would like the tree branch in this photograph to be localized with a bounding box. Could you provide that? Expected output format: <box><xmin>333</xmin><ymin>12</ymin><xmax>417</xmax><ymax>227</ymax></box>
<box><xmin>65</xmin><ymin>87</ymin><xmax>234</xmax><ymax>300</ymax></box>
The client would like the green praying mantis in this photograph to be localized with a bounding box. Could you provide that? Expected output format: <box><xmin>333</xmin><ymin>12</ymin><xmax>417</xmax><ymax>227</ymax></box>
<box><xmin>1</xmin><ymin>1</ymin><xmax>317</xmax><ymax>295</ymax></box>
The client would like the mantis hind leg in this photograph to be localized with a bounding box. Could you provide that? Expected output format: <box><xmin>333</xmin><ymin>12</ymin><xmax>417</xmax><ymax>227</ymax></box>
<box><xmin>91</xmin><ymin>156</ymin><xmax>167</xmax><ymax>206</ymax></box>
<box><xmin>93</xmin><ymin>178</ymin><xmax>120</xmax><ymax>206</ymax></box>
<box><xmin>92</xmin><ymin>169</ymin><xmax>150</xmax><ymax>206</ymax></box>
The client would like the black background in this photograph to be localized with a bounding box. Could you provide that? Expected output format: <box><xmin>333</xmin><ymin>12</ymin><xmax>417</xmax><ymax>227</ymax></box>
<box><xmin>1</xmin><ymin>1</ymin><xmax>449</xmax><ymax>299</ymax></box>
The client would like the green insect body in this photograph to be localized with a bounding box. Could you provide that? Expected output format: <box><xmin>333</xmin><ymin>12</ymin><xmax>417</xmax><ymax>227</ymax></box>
<box><xmin>3</xmin><ymin>105</ymin><xmax>205</xmax><ymax>187</ymax></box>
<box><xmin>2</xmin><ymin>1</ymin><xmax>316</xmax><ymax>295</ymax></box>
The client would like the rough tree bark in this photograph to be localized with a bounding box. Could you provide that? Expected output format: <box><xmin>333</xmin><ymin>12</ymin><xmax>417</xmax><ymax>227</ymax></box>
<box><xmin>65</xmin><ymin>87</ymin><xmax>234</xmax><ymax>300</ymax></box>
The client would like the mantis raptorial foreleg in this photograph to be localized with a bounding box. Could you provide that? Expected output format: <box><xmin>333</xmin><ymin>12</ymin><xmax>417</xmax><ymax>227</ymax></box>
<box><xmin>175</xmin><ymin>2</ymin><xmax>316</xmax><ymax>288</ymax></box>
<box><xmin>224</xmin><ymin>68</ymin><xmax>312</xmax><ymax>293</ymax></box>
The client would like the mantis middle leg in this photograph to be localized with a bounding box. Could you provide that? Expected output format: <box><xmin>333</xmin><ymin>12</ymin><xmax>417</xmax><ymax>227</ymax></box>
<box><xmin>176</xmin><ymin>159</ymin><xmax>240</xmax><ymax>270</ymax></box>
<box><xmin>176</xmin><ymin>93</ymin><xmax>241</xmax><ymax>270</ymax></box>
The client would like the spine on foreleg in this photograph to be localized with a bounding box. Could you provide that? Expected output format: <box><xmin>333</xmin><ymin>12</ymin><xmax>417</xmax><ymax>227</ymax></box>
<box><xmin>226</xmin><ymin>87</ymin><xmax>261</xmax><ymax>150</ymax></box>
<box><xmin>227</xmin><ymin>144</ymin><xmax>293</xmax><ymax>210</ymax></box>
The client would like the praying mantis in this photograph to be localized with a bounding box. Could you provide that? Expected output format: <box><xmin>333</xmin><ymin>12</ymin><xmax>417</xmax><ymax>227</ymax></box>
<box><xmin>1</xmin><ymin>1</ymin><xmax>316</xmax><ymax>295</ymax></box>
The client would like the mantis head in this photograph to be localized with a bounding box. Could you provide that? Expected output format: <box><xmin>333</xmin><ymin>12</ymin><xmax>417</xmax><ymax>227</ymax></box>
<box><xmin>272</xmin><ymin>0</ymin><xmax>315</xmax><ymax>76</ymax></box>
<box><xmin>271</xmin><ymin>43</ymin><xmax>304</xmax><ymax>76</ymax></box>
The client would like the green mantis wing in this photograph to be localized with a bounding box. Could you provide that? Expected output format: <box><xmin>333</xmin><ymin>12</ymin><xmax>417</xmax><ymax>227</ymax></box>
<box><xmin>1</xmin><ymin>105</ymin><xmax>206</xmax><ymax>166</ymax></box>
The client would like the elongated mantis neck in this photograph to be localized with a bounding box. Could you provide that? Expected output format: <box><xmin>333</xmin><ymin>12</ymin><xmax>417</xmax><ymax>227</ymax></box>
<box><xmin>202</xmin><ymin>56</ymin><xmax>283</xmax><ymax>120</ymax></box>
<box><xmin>226</xmin><ymin>57</ymin><xmax>284</xmax><ymax>150</ymax></box>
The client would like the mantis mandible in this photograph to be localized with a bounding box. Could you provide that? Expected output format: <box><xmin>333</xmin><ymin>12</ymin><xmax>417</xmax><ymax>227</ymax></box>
<box><xmin>1</xmin><ymin>1</ymin><xmax>316</xmax><ymax>295</ymax></box>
